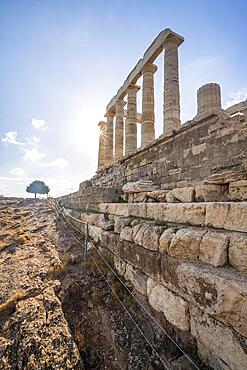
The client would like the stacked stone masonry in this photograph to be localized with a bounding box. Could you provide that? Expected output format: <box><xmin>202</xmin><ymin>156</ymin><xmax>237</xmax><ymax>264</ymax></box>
<box><xmin>57</xmin><ymin>201</ymin><xmax>247</xmax><ymax>370</ymax></box>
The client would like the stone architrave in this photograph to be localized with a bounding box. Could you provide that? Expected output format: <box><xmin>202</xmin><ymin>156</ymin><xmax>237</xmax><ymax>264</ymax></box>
<box><xmin>125</xmin><ymin>84</ymin><xmax>140</xmax><ymax>156</ymax></box>
<box><xmin>104</xmin><ymin>112</ymin><xmax>114</xmax><ymax>166</ymax></box>
<box><xmin>114</xmin><ymin>100</ymin><xmax>126</xmax><ymax>160</ymax></box>
<box><xmin>141</xmin><ymin>63</ymin><xmax>157</xmax><ymax>146</ymax></box>
<box><xmin>97</xmin><ymin>121</ymin><xmax>107</xmax><ymax>171</ymax></box>
<box><xmin>163</xmin><ymin>35</ymin><xmax>182</xmax><ymax>135</ymax></box>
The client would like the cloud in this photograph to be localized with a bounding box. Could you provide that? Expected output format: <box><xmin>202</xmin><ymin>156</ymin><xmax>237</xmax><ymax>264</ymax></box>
<box><xmin>32</xmin><ymin>118</ymin><xmax>47</xmax><ymax>130</ymax></box>
<box><xmin>225</xmin><ymin>88</ymin><xmax>247</xmax><ymax>108</ymax></box>
<box><xmin>1</xmin><ymin>132</ymin><xmax>40</xmax><ymax>148</ymax></box>
<box><xmin>26</xmin><ymin>135</ymin><xmax>40</xmax><ymax>147</ymax></box>
<box><xmin>23</xmin><ymin>148</ymin><xmax>46</xmax><ymax>162</ymax></box>
<box><xmin>10</xmin><ymin>168</ymin><xmax>25</xmax><ymax>176</ymax></box>
<box><xmin>2</xmin><ymin>131</ymin><xmax>24</xmax><ymax>145</ymax></box>
<box><xmin>41</xmin><ymin>158</ymin><xmax>69</xmax><ymax>169</ymax></box>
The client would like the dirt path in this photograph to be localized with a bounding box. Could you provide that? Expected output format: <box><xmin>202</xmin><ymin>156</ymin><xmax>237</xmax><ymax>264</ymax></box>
<box><xmin>0</xmin><ymin>198</ymin><xmax>195</xmax><ymax>370</ymax></box>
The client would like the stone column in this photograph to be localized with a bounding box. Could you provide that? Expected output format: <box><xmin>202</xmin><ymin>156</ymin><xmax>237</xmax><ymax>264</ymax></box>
<box><xmin>104</xmin><ymin>111</ymin><xmax>114</xmax><ymax>166</ymax></box>
<box><xmin>163</xmin><ymin>35</ymin><xmax>181</xmax><ymax>135</ymax></box>
<box><xmin>114</xmin><ymin>99</ymin><xmax>126</xmax><ymax>160</ymax></box>
<box><xmin>125</xmin><ymin>84</ymin><xmax>140</xmax><ymax>156</ymax></box>
<box><xmin>197</xmin><ymin>83</ymin><xmax>221</xmax><ymax>115</ymax></box>
<box><xmin>141</xmin><ymin>63</ymin><xmax>157</xmax><ymax>146</ymax></box>
<box><xmin>97</xmin><ymin>121</ymin><xmax>107</xmax><ymax>171</ymax></box>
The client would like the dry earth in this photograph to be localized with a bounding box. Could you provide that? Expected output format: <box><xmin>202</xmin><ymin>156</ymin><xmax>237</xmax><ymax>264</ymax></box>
<box><xmin>0</xmin><ymin>198</ymin><xmax>200</xmax><ymax>370</ymax></box>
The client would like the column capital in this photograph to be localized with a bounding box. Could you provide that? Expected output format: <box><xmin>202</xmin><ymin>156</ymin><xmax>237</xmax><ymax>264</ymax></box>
<box><xmin>104</xmin><ymin>111</ymin><xmax>115</xmax><ymax>118</ymax></box>
<box><xmin>162</xmin><ymin>34</ymin><xmax>183</xmax><ymax>48</ymax></box>
<box><xmin>141</xmin><ymin>63</ymin><xmax>157</xmax><ymax>75</ymax></box>
<box><xmin>127</xmin><ymin>84</ymin><xmax>141</xmax><ymax>94</ymax></box>
<box><xmin>98</xmin><ymin>120</ymin><xmax>107</xmax><ymax>128</ymax></box>
<box><xmin>115</xmin><ymin>99</ymin><xmax>126</xmax><ymax>109</ymax></box>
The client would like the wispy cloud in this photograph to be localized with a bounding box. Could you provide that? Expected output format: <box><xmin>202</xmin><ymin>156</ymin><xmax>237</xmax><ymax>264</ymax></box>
<box><xmin>2</xmin><ymin>131</ymin><xmax>25</xmax><ymax>146</ymax></box>
<box><xmin>32</xmin><ymin>118</ymin><xmax>47</xmax><ymax>130</ymax></box>
<box><xmin>225</xmin><ymin>88</ymin><xmax>247</xmax><ymax>108</ymax></box>
<box><xmin>10</xmin><ymin>168</ymin><xmax>25</xmax><ymax>177</ymax></box>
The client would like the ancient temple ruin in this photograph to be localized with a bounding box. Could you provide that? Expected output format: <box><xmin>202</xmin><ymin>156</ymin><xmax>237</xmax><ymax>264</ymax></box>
<box><xmin>58</xmin><ymin>29</ymin><xmax>247</xmax><ymax>370</ymax></box>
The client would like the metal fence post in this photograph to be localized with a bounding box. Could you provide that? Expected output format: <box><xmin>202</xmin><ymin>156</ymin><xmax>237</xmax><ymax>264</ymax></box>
<box><xmin>84</xmin><ymin>222</ymin><xmax>88</xmax><ymax>260</ymax></box>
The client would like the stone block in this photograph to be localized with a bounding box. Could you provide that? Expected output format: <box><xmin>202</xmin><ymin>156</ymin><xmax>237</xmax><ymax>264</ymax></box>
<box><xmin>159</xmin><ymin>227</ymin><xmax>176</xmax><ymax>253</ymax></box>
<box><xmin>142</xmin><ymin>225</ymin><xmax>165</xmax><ymax>251</ymax></box>
<box><xmin>146</xmin><ymin>190</ymin><xmax>168</xmax><ymax>202</ymax></box>
<box><xmin>170</xmin><ymin>187</ymin><xmax>195</xmax><ymax>202</ymax></box>
<box><xmin>229</xmin><ymin>234</ymin><xmax>247</xmax><ymax>272</ymax></box>
<box><xmin>132</xmin><ymin>192</ymin><xmax>148</xmax><ymax>202</ymax></box>
<box><xmin>199</xmin><ymin>231</ymin><xmax>229</xmax><ymax>267</ymax></box>
<box><xmin>229</xmin><ymin>180</ymin><xmax>247</xmax><ymax>200</ymax></box>
<box><xmin>124</xmin><ymin>264</ymin><xmax>147</xmax><ymax>296</ymax></box>
<box><xmin>205</xmin><ymin>202</ymin><xmax>247</xmax><ymax>232</ymax></box>
<box><xmin>132</xmin><ymin>223</ymin><xmax>149</xmax><ymax>245</ymax></box>
<box><xmin>121</xmin><ymin>240</ymin><xmax>161</xmax><ymax>278</ymax></box>
<box><xmin>169</xmin><ymin>228</ymin><xmax>207</xmax><ymax>260</ymax></box>
<box><xmin>165</xmin><ymin>191</ymin><xmax>178</xmax><ymax>203</ymax></box>
<box><xmin>122</xmin><ymin>180</ymin><xmax>158</xmax><ymax>193</ymax></box>
<box><xmin>161</xmin><ymin>256</ymin><xmax>247</xmax><ymax>337</ymax></box>
<box><xmin>195</xmin><ymin>185</ymin><xmax>227</xmax><ymax>202</ymax></box>
<box><xmin>100</xmin><ymin>231</ymin><xmax>120</xmax><ymax>256</ymax></box>
<box><xmin>147</xmin><ymin>277</ymin><xmax>189</xmax><ymax>331</ymax></box>
<box><xmin>114</xmin><ymin>216</ymin><xmax>132</xmax><ymax>233</ymax></box>
<box><xmin>88</xmin><ymin>225</ymin><xmax>103</xmax><ymax>243</ymax></box>
<box><xmin>190</xmin><ymin>305</ymin><xmax>247</xmax><ymax>370</ymax></box>
<box><xmin>120</xmin><ymin>227</ymin><xmax>133</xmax><ymax>242</ymax></box>
<box><xmin>146</xmin><ymin>203</ymin><xmax>206</xmax><ymax>226</ymax></box>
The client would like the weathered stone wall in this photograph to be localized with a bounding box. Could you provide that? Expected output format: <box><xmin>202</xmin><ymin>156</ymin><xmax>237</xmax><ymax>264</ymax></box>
<box><xmin>92</xmin><ymin>112</ymin><xmax>247</xmax><ymax>191</ymax></box>
<box><xmin>58</xmin><ymin>201</ymin><xmax>247</xmax><ymax>369</ymax></box>
<box><xmin>56</xmin><ymin>102</ymin><xmax>247</xmax><ymax>370</ymax></box>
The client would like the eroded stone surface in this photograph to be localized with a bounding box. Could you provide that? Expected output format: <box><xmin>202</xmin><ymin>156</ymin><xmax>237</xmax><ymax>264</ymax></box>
<box><xmin>169</xmin><ymin>228</ymin><xmax>206</xmax><ymax>260</ymax></box>
<box><xmin>199</xmin><ymin>231</ymin><xmax>229</xmax><ymax>267</ymax></box>
<box><xmin>147</xmin><ymin>277</ymin><xmax>189</xmax><ymax>331</ymax></box>
<box><xmin>159</xmin><ymin>227</ymin><xmax>176</xmax><ymax>253</ymax></box>
<box><xmin>229</xmin><ymin>234</ymin><xmax>247</xmax><ymax>272</ymax></box>
<box><xmin>169</xmin><ymin>187</ymin><xmax>195</xmax><ymax>203</ymax></box>
<box><xmin>161</xmin><ymin>256</ymin><xmax>247</xmax><ymax>337</ymax></box>
<box><xmin>229</xmin><ymin>180</ymin><xmax>247</xmax><ymax>200</ymax></box>
<box><xmin>195</xmin><ymin>185</ymin><xmax>227</xmax><ymax>202</ymax></box>
<box><xmin>122</xmin><ymin>180</ymin><xmax>158</xmax><ymax>194</ymax></box>
<box><xmin>190</xmin><ymin>305</ymin><xmax>247</xmax><ymax>370</ymax></box>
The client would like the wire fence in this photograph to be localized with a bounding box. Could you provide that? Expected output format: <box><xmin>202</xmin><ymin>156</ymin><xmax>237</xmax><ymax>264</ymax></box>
<box><xmin>51</xmin><ymin>199</ymin><xmax>201</xmax><ymax>370</ymax></box>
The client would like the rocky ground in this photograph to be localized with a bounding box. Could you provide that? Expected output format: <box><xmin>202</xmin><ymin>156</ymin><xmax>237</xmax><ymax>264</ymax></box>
<box><xmin>0</xmin><ymin>198</ymin><xmax>198</xmax><ymax>370</ymax></box>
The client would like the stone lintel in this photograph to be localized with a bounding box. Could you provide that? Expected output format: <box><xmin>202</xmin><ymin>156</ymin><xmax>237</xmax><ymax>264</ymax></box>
<box><xmin>106</xmin><ymin>28</ymin><xmax>184</xmax><ymax>113</ymax></box>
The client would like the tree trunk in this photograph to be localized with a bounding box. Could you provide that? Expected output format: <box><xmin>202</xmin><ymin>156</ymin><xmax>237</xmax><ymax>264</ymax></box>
<box><xmin>35</xmin><ymin>193</ymin><xmax>37</xmax><ymax>199</ymax></box>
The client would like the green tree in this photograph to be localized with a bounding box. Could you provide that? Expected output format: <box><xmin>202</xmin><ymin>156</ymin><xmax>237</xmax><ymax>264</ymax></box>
<box><xmin>26</xmin><ymin>180</ymin><xmax>50</xmax><ymax>199</ymax></box>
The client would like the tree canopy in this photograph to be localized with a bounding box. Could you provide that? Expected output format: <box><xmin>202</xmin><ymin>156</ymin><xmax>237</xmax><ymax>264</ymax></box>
<box><xmin>26</xmin><ymin>180</ymin><xmax>50</xmax><ymax>199</ymax></box>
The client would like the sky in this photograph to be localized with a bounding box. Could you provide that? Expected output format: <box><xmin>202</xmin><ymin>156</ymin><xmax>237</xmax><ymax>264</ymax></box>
<box><xmin>0</xmin><ymin>0</ymin><xmax>246</xmax><ymax>197</ymax></box>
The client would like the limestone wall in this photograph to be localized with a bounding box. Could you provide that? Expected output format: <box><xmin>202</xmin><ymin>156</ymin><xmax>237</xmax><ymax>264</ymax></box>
<box><xmin>58</xmin><ymin>200</ymin><xmax>247</xmax><ymax>370</ymax></box>
<box><xmin>92</xmin><ymin>112</ymin><xmax>247</xmax><ymax>191</ymax></box>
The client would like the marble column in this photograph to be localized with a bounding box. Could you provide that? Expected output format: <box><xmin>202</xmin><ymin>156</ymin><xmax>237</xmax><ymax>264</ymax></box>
<box><xmin>97</xmin><ymin>121</ymin><xmax>107</xmax><ymax>171</ymax></box>
<box><xmin>163</xmin><ymin>35</ymin><xmax>181</xmax><ymax>135</ymax></box>
<box><xmin>141</xmin><ymin>63</ymin><xmax>157</xmax><ymax>146</ymax></box>
<box><xmin>125</xmin><ymin>84</ymin><xmax>140</xmax><ymax>156</ymax></box>
<box><xmin>114</xmin><ymin>99</ymin><xmax>126</xmax><ymax>160</ymax></box>
<box><xmin>104</xmin><ymin>111</ymin><xmax>114</xmax><ymax>166</ymax></box>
